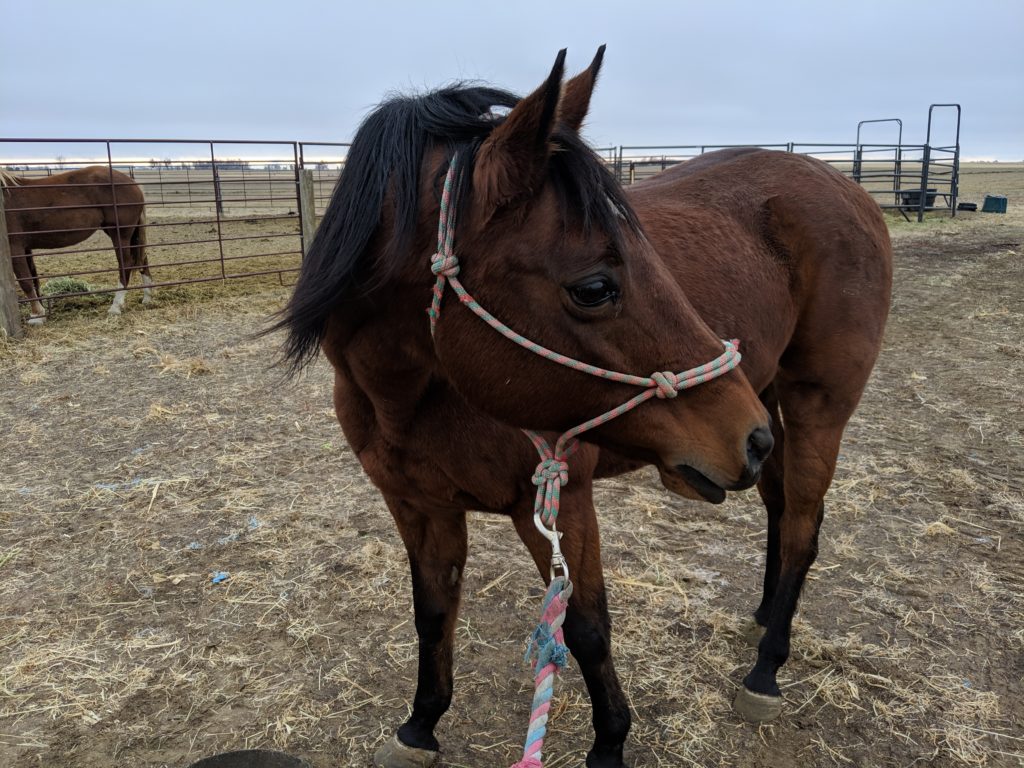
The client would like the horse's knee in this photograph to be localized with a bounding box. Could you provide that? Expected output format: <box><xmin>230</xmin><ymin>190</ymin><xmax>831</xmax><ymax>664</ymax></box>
<box><xmin>412</xmin><ymin>611</ymin><xmax>446</xmax><ymax>644</ymax></box>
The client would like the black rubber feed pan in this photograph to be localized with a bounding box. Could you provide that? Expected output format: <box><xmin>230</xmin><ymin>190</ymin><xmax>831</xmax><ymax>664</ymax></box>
<box><xmin>188</xmin><ymin>751</ymin><xmax>310</xmax><ymax>768</ymax></box>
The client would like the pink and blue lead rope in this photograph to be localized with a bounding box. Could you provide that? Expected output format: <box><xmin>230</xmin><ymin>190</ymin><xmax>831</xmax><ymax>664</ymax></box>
<box><xmin>428</xmin><ymin>153</ymin><xmax>742</xmax><ymax>767</ymax></box>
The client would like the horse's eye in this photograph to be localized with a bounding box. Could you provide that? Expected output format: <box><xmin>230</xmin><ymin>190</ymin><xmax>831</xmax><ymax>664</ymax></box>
<box><xmin>568</xmin><ymin>276</ymin><xmax>620</xmax><ymax>308</ymax></box>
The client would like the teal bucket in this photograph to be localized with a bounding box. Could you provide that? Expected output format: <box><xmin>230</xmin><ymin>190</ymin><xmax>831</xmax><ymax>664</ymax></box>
<box><xmin>982</xmin><ymin>195</ymin><xmax>1008</xmax><ymax>213</ymax></box>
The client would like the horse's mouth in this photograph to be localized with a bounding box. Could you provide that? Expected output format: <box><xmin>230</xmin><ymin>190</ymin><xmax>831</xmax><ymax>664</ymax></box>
<box><xmin>652</xmin><ymin>463</ymin><xmax>729</xmax><ymax>504</ymax></box>
<box><xmin>673</xmin><ymin>465</ymin><xmax>728</xmax><ymax>504</ymax></box>
<box><xmin>663</xmin><ymin>461</ymin><xmax>765</xmax><ymax>504</ymax></box>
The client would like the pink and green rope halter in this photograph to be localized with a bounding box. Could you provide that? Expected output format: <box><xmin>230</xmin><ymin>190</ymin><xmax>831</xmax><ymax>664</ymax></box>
<box><xmin>427</xmin><ymin>152</ymin><xmax>743</xmax><ymax>767</ymax></box>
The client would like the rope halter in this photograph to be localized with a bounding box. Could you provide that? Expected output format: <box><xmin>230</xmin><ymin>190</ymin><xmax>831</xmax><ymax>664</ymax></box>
<box><xmin>426</xmin><ymin>152</ymin><xmax>742</xmax><ymax>768</ymax></box>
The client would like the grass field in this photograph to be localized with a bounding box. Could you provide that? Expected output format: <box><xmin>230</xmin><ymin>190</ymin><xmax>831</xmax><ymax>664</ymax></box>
<box><xmin>1</xmin><ymin>162</ymin><xmax>1021</xmax><ymax>767</ymax></box>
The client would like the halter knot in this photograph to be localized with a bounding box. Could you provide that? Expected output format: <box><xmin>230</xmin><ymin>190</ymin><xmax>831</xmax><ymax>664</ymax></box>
<box><xmin>431</xmin><ymin>252</ymin><xmax>460</xmax><ymax>278</ymax></box>
<box><xmin>532</xmin><ymin>457</ymin><xmax>569</xmax><ymax>487</ymax></box>
<box><xmin>651</xmin><ymin>370</ymin><xmax>680</xmax><ymax>399</ymax></box>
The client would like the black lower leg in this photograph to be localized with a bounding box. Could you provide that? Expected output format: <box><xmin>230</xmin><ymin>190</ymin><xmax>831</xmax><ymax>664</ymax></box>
<box><xmin>753</xmin><ymin>497</ymin><xmax>782</xmax><ymax>627</ymax></box>
<box><xmin>744</xmin><ymin>503</ymin><xmax>823</xmax><ymax>698</ymax></box>
<box><xmin>388</xmin><ymin>503</ymin><xmax>467</xmax><ymax>754</ymax></box>
<box><xmin>396</xmin><ymin>562</ymin><xmax>461</xmax><ymax>752</ymax></box>
<box><xmin>396</xmin><ymin>647</ymin><xmax>448</xmax><ymax>749</ymax></box>
<box><xmin>754</xmin><ymin>391</ymin><xmax>786</xmax><ymax>628</ymax></box>
<box><xmin>744</xmin><ymin>570</ymin><xmax>803</xmax><ymax>697</ymax></box>
<box><xmin>563</xmin><ymin>594</ymin><xmax>631</xmax><ymax>768</ymax></box>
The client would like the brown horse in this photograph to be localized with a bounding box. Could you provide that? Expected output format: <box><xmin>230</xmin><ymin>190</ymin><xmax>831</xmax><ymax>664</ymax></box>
<box><xmin>1</xmin><ymin>165</ymin><xmax>150</xmax><ymax>322</ymax></box>
<box><xmin>275</xmin><ymin>48</ymin><xmax>891</xmax><ymax>768</ymax></box>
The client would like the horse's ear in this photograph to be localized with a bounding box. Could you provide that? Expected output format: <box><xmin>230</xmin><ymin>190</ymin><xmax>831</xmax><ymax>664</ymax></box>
<box><xmin>559</xmin><ymin>45</ymin><xmax>605</xmax><ymax>133</ymax></box>
<box><xmin>473</xmin><ymin>49</ymin><xmax>566</xmax><ymax>214</ymax></box>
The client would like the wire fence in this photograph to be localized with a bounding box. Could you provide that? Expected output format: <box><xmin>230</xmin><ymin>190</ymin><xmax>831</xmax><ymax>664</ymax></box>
<box><xmin>1</xmin><ymin>139</ymin><xmax>321</xmax><ymax>316</ymax></box>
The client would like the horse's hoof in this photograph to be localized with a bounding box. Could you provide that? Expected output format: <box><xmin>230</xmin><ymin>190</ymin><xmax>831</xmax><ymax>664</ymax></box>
<box><xmin>27</xmin><ymin>315</ymin><xmax>46</xmax><ymax>325</ymax></box>
<box><xmin>372</xmin><ymin>735</ymin><xmax>439</xmax><ymax>768</ymax></box>
<box><xmin>107</xmin><ymin>307</ymin><xmax>122</xmax><ymax>316</ymax></box>
<box><xmin>740</xmin><ymin>618</ymin><xmax>766</xmax><ymax>647</ymax></box>
<box><xmin>733</xmin><ymin>686</ymin><xmax>783</xmax><ymax>722</ymax></box>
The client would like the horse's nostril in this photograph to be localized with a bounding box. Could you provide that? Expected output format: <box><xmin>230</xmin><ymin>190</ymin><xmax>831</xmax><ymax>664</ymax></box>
<box><xmin>747</xmin><ymin>426</ymin><xmax>774</xmax><ymax>466</ymax></box>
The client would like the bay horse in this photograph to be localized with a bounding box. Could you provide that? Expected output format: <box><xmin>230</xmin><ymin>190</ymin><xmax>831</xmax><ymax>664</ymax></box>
<box><xmin>1</xmin><ymin>166</ymin><xmax>151</xmax><ymax>322</ymax></box>
<box><xmin>275</xmin><ymin>48</ymin><xmax>891</xmax><ymax>768</ymax></box>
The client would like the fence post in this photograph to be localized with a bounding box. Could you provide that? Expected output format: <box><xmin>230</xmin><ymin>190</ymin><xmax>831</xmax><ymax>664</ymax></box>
<box><xmin>894</xmin><ymin>145</ymin><xmax>903</xmax><ymax>207</ymax></box>
<box><xmin>918</xmin><ymin>144</ymin><xmax>931</xmax><ymax>223</ymax></box>
<box><xmin>212</xmin><ymin>164</ymin><xmax>224</xmax><ymax>217</ymax></box>
<box><xmin>209</xmin><ymin>144</ymin><xmax>226</xmax><ymax>278</ymax></box>
<box><xmin>298</xmin><ymin>169</ymin><xmax>317</xmax><ymax>256</ymax></box>
<box><xmin>0</xmin><ymin>191</ymin><xmax>24</xmax><ymax>339</ymax></box>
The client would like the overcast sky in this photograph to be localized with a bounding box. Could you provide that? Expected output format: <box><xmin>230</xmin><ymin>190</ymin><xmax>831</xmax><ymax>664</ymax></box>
<box><xmin>2</xmin><ymin>1</ymin><xmax>1022</xmax><ymax>160</ymax></box>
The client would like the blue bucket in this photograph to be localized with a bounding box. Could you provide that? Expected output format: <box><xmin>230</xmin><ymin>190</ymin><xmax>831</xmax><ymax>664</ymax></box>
<box><xmin>982</xmin><ymin>195</ymin><xmax>1008</xmax><ymax>214</ymax></box>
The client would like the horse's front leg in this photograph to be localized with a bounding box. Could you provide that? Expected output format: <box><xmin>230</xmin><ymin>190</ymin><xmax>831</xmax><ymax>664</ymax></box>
<box><xmin>374</xmin><ymin>495</ymin><xmax>467</xmax><ymax>768</ymax></box>
<box><xmin>10</xmin><ymin>248</ymin><xmax>46</xmax><ymax>323</ymax></box>
<box><xmin>512</xmin><ymin>480</ymin><xmax>631</xmax><ymax>768</ymax></box>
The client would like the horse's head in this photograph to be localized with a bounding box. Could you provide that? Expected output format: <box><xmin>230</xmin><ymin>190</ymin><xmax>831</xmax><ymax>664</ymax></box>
<box><xmin>280</xmin><ymin>48</ymin><xmax>771</xmax><ymax>503</ymax></box>
<box><xmin>429</xmin><ymin>49</ymin><xmax>772</xmax><ymax>501</ymax></box>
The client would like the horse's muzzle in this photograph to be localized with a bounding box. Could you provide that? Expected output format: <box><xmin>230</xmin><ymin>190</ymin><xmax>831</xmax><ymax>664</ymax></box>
<box><xmin>673</xmin><ymin>425</ymin><xmax>773</xmax><ymax>504</ymax></box>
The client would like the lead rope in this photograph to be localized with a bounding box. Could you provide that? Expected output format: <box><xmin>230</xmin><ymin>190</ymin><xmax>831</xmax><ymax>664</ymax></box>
<box><xmin>428</xmin><ymin>153</ymin><xmax>742</xmax><ymax>767</ymax></box>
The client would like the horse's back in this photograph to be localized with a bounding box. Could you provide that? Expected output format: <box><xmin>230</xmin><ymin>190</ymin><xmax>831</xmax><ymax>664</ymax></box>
<box><xmin>636</xmin><ymin>148</ymin><xmax>886</xmax><ymax>234</ymax></box>
<box><xmin>629</xmin><ymin>149</ymin><xmax>893</xmax><ymax>393</ymax></box>
<box><xmin>14</xmin><ymin>166</ymin><xmax>143</xmax><ymax>206</ymax></box>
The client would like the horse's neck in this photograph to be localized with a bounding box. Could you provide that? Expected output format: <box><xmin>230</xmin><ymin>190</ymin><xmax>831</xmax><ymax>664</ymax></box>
<box><xmin>325</xmin><ymin>294</ymin><xmax>443</xmax><ymax>438</ymax></box>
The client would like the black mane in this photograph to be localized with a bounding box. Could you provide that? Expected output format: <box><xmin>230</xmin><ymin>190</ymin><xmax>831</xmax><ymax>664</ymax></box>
<box><xmin>275</xmin><ymin>83</ymin><xmax>638</xmax><ymax>372</ymax></box>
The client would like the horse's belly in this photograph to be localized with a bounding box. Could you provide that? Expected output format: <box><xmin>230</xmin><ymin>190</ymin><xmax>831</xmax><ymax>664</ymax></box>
<box><xmin>18</xmin><ymin>211</ymin><xmax>103</xmax><ymax>250</ymax></box>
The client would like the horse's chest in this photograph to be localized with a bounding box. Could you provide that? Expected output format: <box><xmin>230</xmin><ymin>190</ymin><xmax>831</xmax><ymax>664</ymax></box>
<box><xmin>333</xmin><ymin>372</ymin><xmax>530</xmax><ymax>513</ymax></box>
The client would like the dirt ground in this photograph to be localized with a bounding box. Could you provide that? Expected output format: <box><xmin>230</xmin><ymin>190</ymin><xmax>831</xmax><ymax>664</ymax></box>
<box><xmin>1</xmin><ymin>165</ymin><xmax>1022</xmax><ymax>767</ymax></box>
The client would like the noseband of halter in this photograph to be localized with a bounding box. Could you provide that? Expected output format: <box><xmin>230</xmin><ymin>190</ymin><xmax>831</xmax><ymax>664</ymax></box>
<box><xmin>427</xmin><ymin>152</ymin><xmax>741</xmax><ymax>768</ymax></box>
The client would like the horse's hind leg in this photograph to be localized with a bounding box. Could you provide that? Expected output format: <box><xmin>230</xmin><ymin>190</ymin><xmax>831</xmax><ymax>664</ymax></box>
<box><xmin>740</xmin><ymin>385</ymin><xmax>786</xmax><ymax>648</ymax></box>
<box><xmin>106</xmin><ymin>226</ymin><xmax>131</xmax><ymax>315</ymax></box>
<box><xmin>130</xmin><ymin>215</ymin><xmax>153</xmax><ymax>304</ymax></box>
<box><xmin>734</xmin><ymin>370</ymin><xmax>864</xmax><ymax>722</ymax></box>
<box><xmin>511</xmin><ymin>481</ymin><xmax>631</xmax><ymax>768</ymax></box>
<box><xmin>374</xmin><ymin>496</ymin><xmax>467</xmax><ymax>768</ymax></box>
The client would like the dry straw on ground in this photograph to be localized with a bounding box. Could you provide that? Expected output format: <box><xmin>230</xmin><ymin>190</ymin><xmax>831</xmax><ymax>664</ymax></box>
<box><xmin>1</xmin><ymin>164</ymin><xmax>1022</xmax><ymax>767</ymax></box>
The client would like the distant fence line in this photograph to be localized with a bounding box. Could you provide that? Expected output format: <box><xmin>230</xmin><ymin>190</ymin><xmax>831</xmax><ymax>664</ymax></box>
<box><xmin>2</xmin><ymin>130</ymin><xmax>962</xmax><ymax>224</ymax></box>
<box><xmin>0</xmin><ymin>139</ymin><xmax>354</xmax><ymax>327</ymax></box>
<box><xmin>0</xmin><ymin>114</ymin><xmax>964</xmax><ymax>325</ymax></box>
